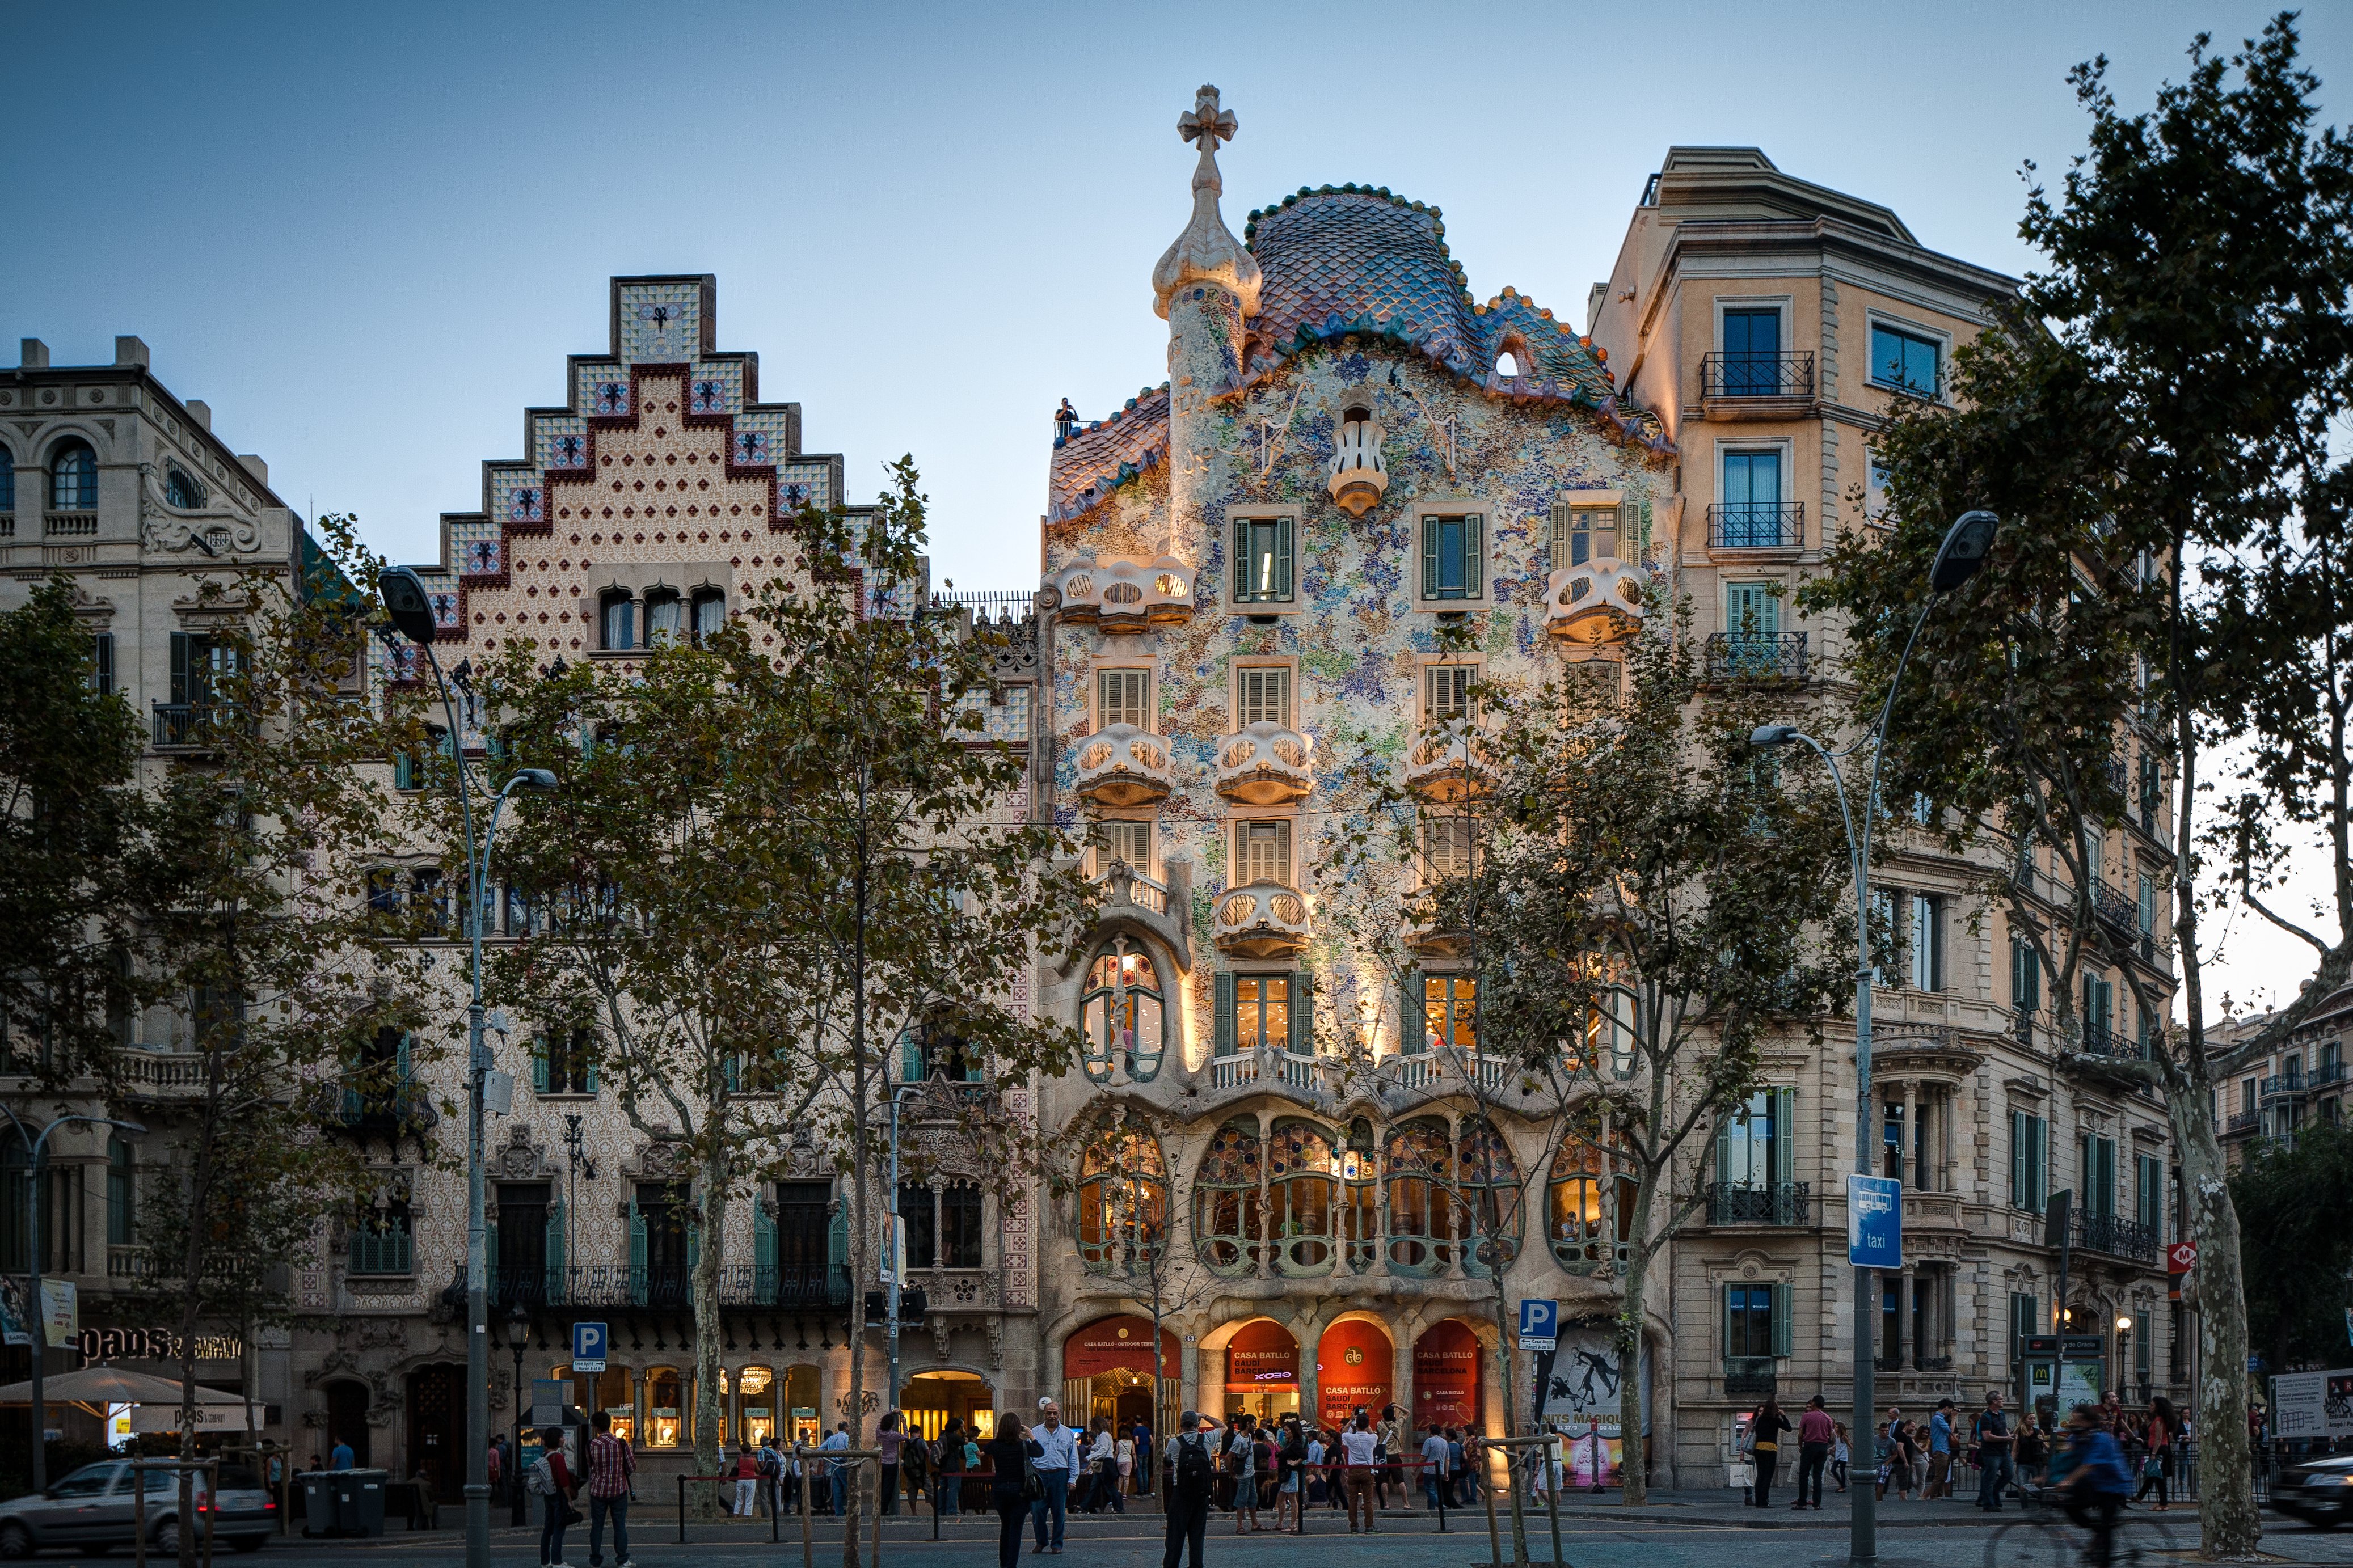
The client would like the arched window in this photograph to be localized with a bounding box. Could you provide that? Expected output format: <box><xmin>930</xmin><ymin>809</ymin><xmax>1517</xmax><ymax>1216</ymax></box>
<box><xmin>600</xmin><ymin>591</ymin><xmax>635</xmax><ymax>651</ymax></box>
<box><xmin>0</xmin><ymin>446</ymin><xmax>14</xmax><ymax>513</ymax></box>
<box><xmin>1076</xmin><ymin>1125</ymin><xmax>1166</xmax><ymax>1275</ymax></box>
<box><xmin>1384</xmin><ymin>1120</ymin><xmax>1455</xmax><ymax>1277</ymax></box>
<box><xmin>49</xmin><ymin>439</ymin><xmax>96</xmax><ymax>510</ymax></box>
<box><xmin>644</xmin><ymin>589</ymin><xmax>684</xmax><ymax>645</ymax></box>
<box><xmin>691</xmin><ymin>589</ymin><xmax>726</xmax><ymax>643</ymax></box>
<box><xmin>738</xmin><ymin>1365</ymin><xmax>777</xmax><ymax>1448</ymax></box>
<box><xmin>1457</xmin><ymin>1119</ymin><xmax>1522</xmax><ymax>1275</ymax></box>
<box><xmin>1266</xmin><ymin>1121</ymin><xmax>1335</xmax><ymax>1277</ymax></box>
<box><xmin>1548</xmin><ymin>1140</ymin><xmax>1636</xmax><ymax>1275</ymax></box>
<box><xmin>1079</xmin><ymin>941</ymin><xmax>1165</xmax><ymax>1082</ymax></box>
<box><xmin>163</xmin><ymin>465</ymin><xmax>206</xmax><ymax>509</ymax></box>
<box><xmin>1190</xmin><ymin>1120</ymin><xmax>1262</xmax><ymax>1277</ymax></box>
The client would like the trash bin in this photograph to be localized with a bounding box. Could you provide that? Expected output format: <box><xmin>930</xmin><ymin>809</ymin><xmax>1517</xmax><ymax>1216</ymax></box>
<box><xmin>339</xmin><ymin>1469</ymin><xmax>390</xmax><ymax>1538</ymax></box>
<box><xmin>299</xmin><ymin>1474</ymin><xmax>333</xmax><ymax>1536</ymax></box>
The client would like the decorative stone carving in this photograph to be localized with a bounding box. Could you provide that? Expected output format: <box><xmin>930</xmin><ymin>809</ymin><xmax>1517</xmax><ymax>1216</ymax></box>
<box><xmin>491</xmin><ymin>1123</ymin><xmax>552</xmax><ymax>1180</ymax></box>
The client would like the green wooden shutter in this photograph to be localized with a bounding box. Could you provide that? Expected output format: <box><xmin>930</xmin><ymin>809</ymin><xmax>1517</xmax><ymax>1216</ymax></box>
<box><xmin>170</xmin><ymin>632</ymin><xmax>192</xmax><ymax>706</ymax></box>
<box><xmin>686</xmin><ymin>1206</ymin><xmax>701</xmax><ymax>1273</ymax></box>
<box><xmin>1213</xmin><ymin>973</ymin><xmax>1237</xmax><ymax>1057</ymax></box>
<box><xmin>723</xmin><ymin>1053</ymin><xmax>741</xmax><ymax>1093</ymax></box>
<box><xmin>1617</xmin><ymin>499</ymin><xmax>1642</xmax><ymax>555</ymax></box>
<box><xmin>546</xmin><ymin>1193</ymin><xmax>565</xmax><ymax>1298</ymax></box>
<box><xmin>1289</xmin><ymin>971</ymin><xmax>1315</xmax><ymax>1054</ymax></box>
<box><xmin>532</xmin><ymin>1033</ymin><xmax>550</xmax><ymax>1094</ymax></box>
<box><xmin>628</xmin><ymin>1197</ymin><xmax>647</xmax><ymax>1304</ymax></box>
<box><xmin>2010</xmin><ymin>1112</ymin><xmax>2026</xmax><ymax>1207</ymax></box>
<box><xmin>1399</xmin><ymin>969</ymin><xmax>1423</xmax><ymax>1053</ymax></box>
<box><xmin>1771</xmin><ymin>1282</ymin><xmax>1793</xmax><ymax>1358</ymax></box>
<box><xmin>1770</xmin><ymin>1088</ymin><xmax>1796</xmax><ymax>1185</ymax></box>
<box><xmin>755</xmin><ymin>1195</ymin><xmax>778</xmax><ymax>1274</ymax></box>
<box><xmin>900</xmin><ymin>1030</ymin><xmax>924</xmax><ymax>1083</ymax></box>
<box><xmin>1232</xmin><ymin>519</ymin><xmax>1247</xmax><ymax>598</ymax></box>
<box><xmin>1463</xmin><ymin>514</ymin><xmax>1483</xmax><ymax>597</ymax></box>
<box><xmin>1421</xmin><ymin>520</ymin><xmax>1439</xmax><ymax>598</ymax></box>
<box><xmin>1713</xmin><ymin>1117</ymin><xmax>1734</xmax><ymax>1189</ymax></box>
<box><xmin>1721</xmin><ymin>1284</ymin><xmax>1735</xmax><ymax>1359</ymax></box>
<box><xmin>827</xmin><ymin>1199</ymin><xmax>850</xmax><ymax>1301</ymax></box>
<box><xmin>581</xmin><ymin>1039</ymin><xmax>597</xmax><ymax>1095</ymax></box>
<box><xmin>1275</xmin><ymin>519</ymin><xmax>1294</xmax><ymax>599</ymax></box>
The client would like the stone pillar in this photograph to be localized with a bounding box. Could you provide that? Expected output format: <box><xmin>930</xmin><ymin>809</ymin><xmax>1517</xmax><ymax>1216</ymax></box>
<box><xmin>1200</xmin><ymin>1347</ymin><xmax>1226</xmax><ymax>1421</ymax></box>
<box><xmin>1180</xmin><ymin>1335</ymin><xmax>1201</xmax><ymax>1423</ymax></box>
<box><xmin>1899</xmin><ymin>1267</ymin><xmax>1916</xmax><ymax>1372</ymax></box>
<box><xmin>1393</xmin><ymin>1316</ymin><xmax>1417</xmax><ymax>1438</ymax></box>
<box><xmin>1297</xmin><ymin>1315</ymin><xmax>1321</xmax><ymax>1426</ymax></box>
<box><xmin>1901</xmin><ymin>1083</ymin><xmax>1918</xmax><ymax>1187</ymax></box>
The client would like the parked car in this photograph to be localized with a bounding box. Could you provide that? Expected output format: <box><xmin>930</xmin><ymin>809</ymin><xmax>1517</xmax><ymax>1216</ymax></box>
<box><xmin>2274</xmin><ymin>1449</ymin><xmax>2353</xmax><ymax>1531</ymax></box>
<box><xmin>0</xmin><ymin>1460</ymin><xmax>273</xmax><ymax>1557</ymax></box>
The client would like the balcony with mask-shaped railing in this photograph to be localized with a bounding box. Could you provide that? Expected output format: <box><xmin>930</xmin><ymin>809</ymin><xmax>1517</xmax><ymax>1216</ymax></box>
<box><xmin>1402</xmin><ymin>726</ymin><xmax>1491</xmax><ymax>802</ymax></box>
<box><xmin>1543</xmin><ymin>559</ymin><xmax>1649</xmax><ymax>646</ymax></box>
<box><xmin>1214</xmin><ymin>721</ymin><xmax>1313</xmax><ymax>806</ymax></box>
<box><xmin>1074</xmin><ymin>724</ymin><xmax>1173</xmax><ymax>807</ymax></box>
<box><xmin>1327</xmin><ymin>408</ymin><xmax>1389</xmax><ymax>517</ymax></box>
<box><xmin>1043</xmin><ymin>553</ymin><xmax>1195</xmax><ymax>633</ymax></box>
<box><xmin>1212</xmin><ymin>881</ymin><xmax>1310</xmax><ymax>960</ymax></box>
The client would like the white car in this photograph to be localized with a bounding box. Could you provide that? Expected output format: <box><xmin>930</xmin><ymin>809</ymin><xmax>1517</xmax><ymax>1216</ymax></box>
<box><xmin>0</xmin><ymin>1460</ymin><xmax>275</xmax><ymax>1557</ymax></box>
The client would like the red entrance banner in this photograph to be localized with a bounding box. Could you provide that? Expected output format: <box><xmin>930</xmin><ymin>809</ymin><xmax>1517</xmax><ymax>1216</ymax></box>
<box><xmin>1225</xmin><ymin>1320</ymin><xmax>1299</xmax><ymax>1386</ymax></box>
<box><xmin>1413</xmin><ymin>1320</ymin><xmax>1482</xmax><ymax>1430</ymax></box>
<box><xmin>1315</xmin><ymin>1320</ymin><xmax>1393</xmax><ymax>1426</ymax></box>
<box><xmin>1065</xmin><ymin>1315</ymin><xmax>1182</xmax><ymax>1379</ymax></box>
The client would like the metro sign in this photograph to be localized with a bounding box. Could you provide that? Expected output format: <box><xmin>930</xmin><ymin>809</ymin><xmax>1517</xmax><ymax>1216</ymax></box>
<box><xmin>2167</xmin><ymin>1241</ymin><xmax>2198</xmax><ymax>1275</ymax></box>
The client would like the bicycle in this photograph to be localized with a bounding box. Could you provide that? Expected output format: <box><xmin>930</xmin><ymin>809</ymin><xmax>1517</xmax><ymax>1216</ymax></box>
<box><xmin>1981</xmin><ymin>1485</ymin><xmax>2182</xmax><ymax>1568</ymax></box>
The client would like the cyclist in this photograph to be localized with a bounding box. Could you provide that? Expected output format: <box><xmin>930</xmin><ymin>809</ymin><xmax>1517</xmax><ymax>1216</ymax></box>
<box><xmin>2060</xmin><ymin>1404</ymin><xmax>2135</xmax><ymax>1568</ymax></box>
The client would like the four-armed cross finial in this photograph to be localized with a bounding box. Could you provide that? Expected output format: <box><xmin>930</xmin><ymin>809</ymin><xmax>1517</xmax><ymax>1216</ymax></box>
<box><xmin>1178</xmin><ymin>84</ymin><xmax>1237</xmax><ymax>150</ymax></box>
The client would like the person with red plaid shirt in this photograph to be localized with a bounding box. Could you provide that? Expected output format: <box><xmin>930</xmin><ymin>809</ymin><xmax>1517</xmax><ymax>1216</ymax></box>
<box><xmin>585</xmin><ymin>1410</ymin><xmax>637</xmax><ymax>1568</ymax></box>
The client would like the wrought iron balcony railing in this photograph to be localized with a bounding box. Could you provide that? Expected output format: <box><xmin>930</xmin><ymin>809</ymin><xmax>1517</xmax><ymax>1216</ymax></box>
<box><xmin>1705</xmin><ymin>1180</ymin><xmax>1811</xmax><ymax>1226</ymax></box>
<box><xmin>2224</xmin><ymin>1108</ymin><xmax>2259</xmax><ymax>1137</ymax></box>
<box><xmin>491</xmin><ymin>1262</ymin><xmax>850</xmax><ymax>1312</ymax></box>
<box><xmin>1723</xmin><ymin>1356</ymin><xmax>1779</xmax><ymax>1398</ymax></box>
<box><xmin>1700</xmin><ymin>352</ymin><xmax>1814</xmax><ymax>400</ymax></box>
<box><xmin>2074</xmin><ymin>1212</ymin><xmax>2158</xmax><ymax>1265</ymax></box>
<box><xmin>1707</xmin><ymin>502</ymin><xmax>1806</xmax><ymax>551</ymax></box>
<box><xmin>152</xmin><ymin>702</ymin><xmax>234</xmax><ymax>749</ymax></box>
<box><xmin>2259</xmin><ymin>1072</ymin><xmax>2308</xmax><ymax>1101</ymax></box>
<box><xmin>1703</xmin><ymin>632</ymin><xmax>1807</xmax><ymax>682</ymax></box>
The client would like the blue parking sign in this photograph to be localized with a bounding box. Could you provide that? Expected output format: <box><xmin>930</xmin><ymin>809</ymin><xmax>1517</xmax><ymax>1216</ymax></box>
<box><xmin>1848</xmin><ymin>1175</ymin><xmax>1903</xmax><ymax>1269</ymax></box>
<box><xmin>571</xmin><ymin>1321</ymin><xmax>608</xmax><ymax>1372</ymax></box>
<box><xmin>1517</xmin><ymin>1299</ymin><xmax>1557</xmax><ymax>1340</ymax></box>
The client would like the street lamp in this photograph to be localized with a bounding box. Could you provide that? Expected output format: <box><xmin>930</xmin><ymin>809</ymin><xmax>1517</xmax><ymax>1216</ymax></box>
<box><xmin>0</xmin><ymin>1110</ymin><xmax>146</xmax><ymax>1492</ymax></box>
<box><xmin>507</xmin><ymin>1307</ymin><xmax>531</xmax><ymax>1526</ymax></box>
<box><xmin>1748</xmin><ymin>510</ymin><xmax>1994</xmax><ymax>1568</ymax></box>
<box><xmin>377</xmin><ymin>563</ymin><xmax>559</xmax><ymax>1568</ymax></box>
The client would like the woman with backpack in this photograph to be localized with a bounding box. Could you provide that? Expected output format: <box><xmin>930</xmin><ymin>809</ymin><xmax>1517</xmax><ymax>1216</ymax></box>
<box><xmin>986</xmin><ymin>1414</ymin><xmax>1043</xmax><ymax>1568</ymax></box>
<box><xmin>525</xmin><ymin>1426</ymin><xmax>580</xmax><ymax>1567</ymax></box>
<box><xmin>937</xmin><ymin>1419</ymin><xmax>967</xmax><ymax>1518</ymax></box>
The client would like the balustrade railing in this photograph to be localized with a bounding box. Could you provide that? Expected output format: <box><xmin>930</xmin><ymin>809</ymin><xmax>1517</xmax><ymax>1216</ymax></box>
<box><xmin>1705</xmin><ymin>1181</ymin><xmax>1811</xmax><ymax>1225</ymax></box>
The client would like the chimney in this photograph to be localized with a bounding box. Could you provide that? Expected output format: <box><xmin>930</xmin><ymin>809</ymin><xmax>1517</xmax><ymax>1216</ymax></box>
<box><xmin>185</xmin><ymin>400</ymin><xmax>212</xmax><ymax>431</ymax></box>
<box><xmin>237</xmin><ymin>455</ymin><xmax>268</xmax><ymax>487</ymax></box>
<box><xmin>19</xmin><ymin>339</ymin><xmax>48</xmax><ymax>369</ymax></box>
<box><xmin>114</xmin><ymin>336</ymin><xmax>150</xmax><ymax>369</ymax></box>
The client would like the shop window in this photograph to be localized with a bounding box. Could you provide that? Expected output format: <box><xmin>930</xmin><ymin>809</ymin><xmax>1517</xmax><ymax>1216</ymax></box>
<box><xmin>739</xmin><ymin>1366</ymin><xmax>776</xmax><ymax>1449</ymax></box>
<box><xmin>1383</xmin><ymin>1120</ymin><xmax>1455</xmax><ymax>1277</ymax></box>
<box><xmin>1077</xmin><ymin>1126</ymin><xmax>1166</xmax><ymax>1275</ymax></box>
<box><xmin>1190</xmin><ymin>1121</ymin><xmax>1262</xmax><ymax>1277</ymax></box>
<box><xmin>1079</xmin><ymin>941</ymin><xmax>1165</xmax><ymax>1082</ymax></box>
<box><xmin>1266</xmin><ymin>1121</ymin><xmax>1335</xmax><ymax>1277</ymax></box>
<box><xmin>644</xmin><ymin>1366</ymin><xmax>690</xmax><ymax>1448</ymax></box>
<box><xmin>785</xmin><ymin>1366</ymin><xmax>822</xmax><ymax>1446</ymax></box>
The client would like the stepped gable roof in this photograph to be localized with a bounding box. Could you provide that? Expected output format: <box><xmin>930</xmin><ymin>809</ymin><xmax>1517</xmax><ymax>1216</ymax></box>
<box><xmin>1048</xmin><ymin>384</ymin><xmax>1169</xmax><ymax>524</ymax></box>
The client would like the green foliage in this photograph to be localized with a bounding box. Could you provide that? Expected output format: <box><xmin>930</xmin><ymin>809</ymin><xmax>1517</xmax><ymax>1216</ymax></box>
<box><xmin>0</xmin><ymin>577</ymin><xmax>158</xmax><ymax>1084</ymax></box>
<box><xmin>2231</xmin><ymin>1120</ymin><xmax>2353</xmax><ymax>1372</ymax></box>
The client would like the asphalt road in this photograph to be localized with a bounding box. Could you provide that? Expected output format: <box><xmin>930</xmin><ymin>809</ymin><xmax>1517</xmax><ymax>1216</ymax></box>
<box><xmin>78</xmin><ymin>1501</ymin><xmax>2353</xmax><ymax>1568</ymax></box>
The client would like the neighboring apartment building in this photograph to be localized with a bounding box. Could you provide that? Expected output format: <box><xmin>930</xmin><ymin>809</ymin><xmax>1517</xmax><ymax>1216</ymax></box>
<box><xmin>1587</xmin><ymin>148</ymin><xmax>2185</xmax><ymax>1480</ymax></box>
<box><xmin>0</xmin><ymin>336</ymin><xmax>318</xmax><ymax>1448</ymax></box>
<box><xmin>2211</xmin><ymin>988</ymin><xmax>2352</xmax><ymax>1164</ymax></box>
<box><xmin>327</xmin><ymin>276</ymin><xmax>1051</xmax><ymax>1499</ymax></box>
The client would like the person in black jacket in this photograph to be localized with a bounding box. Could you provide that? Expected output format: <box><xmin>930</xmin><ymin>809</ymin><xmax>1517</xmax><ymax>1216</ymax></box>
<box><xmin>1163</xmin><ymin>1412</ymin><xmax>1217</xmax><ymax>1568</ymax></box>
<box><xmin>986</xmin><ymin>1415</ymin><xmax>1043</xmax><ymax>1568</ymax></box>
<box><xmin>1749</xmin><ymin>1399</ymin><xmax>1793</xmax><ymax>1508</ymax></box>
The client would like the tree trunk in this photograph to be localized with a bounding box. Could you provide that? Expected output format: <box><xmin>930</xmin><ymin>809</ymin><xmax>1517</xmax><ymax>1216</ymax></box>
<box><xmin>1616</xmin><ymin>1180</ymin><xmax>1656</xmax><ymax>1507</ymax></box>
<box><xmin>691</xmin><ymin>1136</ymin><xmax>728</xmax><ymax>1520</ymax></box>
<box><xmin>1487</xmin><ymin>1270</ymin><xmax>1527</xmax><ymax>1565</ymax></box>
<box><xmin>2169</xmin><ymin>1085</ymin><xmax>2261</xmax><ymax>1557</ymax></box>
<box><xmin>843</xmin><ymin>1131</ymin><xmax>867</xmax><ymax>1568</ymax></box>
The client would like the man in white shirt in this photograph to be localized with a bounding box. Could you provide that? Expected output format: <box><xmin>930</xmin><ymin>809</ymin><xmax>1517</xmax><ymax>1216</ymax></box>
<box><xmin>1419</xmin><ymin>1428</ymin><xmax>1451</xmax><ymax>1510</ymax></box>
<box><xmin>1339</xmin><ymin>1417</ymin><xmax>1380</xmax><ymax>1533</ymax></box>
<box><xmin>1031</xmin><ymin>1397</ymin><xmax>1079</xmax><ymax>1553</ymax></box>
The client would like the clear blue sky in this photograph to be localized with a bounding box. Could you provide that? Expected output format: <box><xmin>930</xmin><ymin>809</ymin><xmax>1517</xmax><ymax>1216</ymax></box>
<box><xmin>9</xmin><ymin>0</ymin><xmax>2344</xmax><ymax>1011</ymax></box>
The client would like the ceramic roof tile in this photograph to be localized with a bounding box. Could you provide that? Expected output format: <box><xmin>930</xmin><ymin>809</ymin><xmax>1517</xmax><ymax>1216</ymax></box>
<box><xmin>1047</xmin><ymin>385</ymin><xmax>1169</xmax><ymax>522</ymax></box>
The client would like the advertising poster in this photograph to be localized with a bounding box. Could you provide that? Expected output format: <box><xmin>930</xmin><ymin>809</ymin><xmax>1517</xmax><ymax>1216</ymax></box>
<box><xmin>1533</xmin><ymin>1321</ymin><xmax>1650</xmax><ymax>1485</ymax></box>
<box><xmin>2271</xmin><ymin>1368</ymin><xmax>2353</xmax><ymax>1440</ymax></box>
<box><xmin>1314</xmin><ymin>1320</ymin><xmax>1393</xmax><ymax>1427</ymax></box>
<box><xmin>1412</xmin><ymin>1321</ymin><xmax>1482</xmax><ymax>1430</ymax></box>
<box><xmin>0</xmin><ymin>1277</ymin><xmax>29</xmax><ymax>1348</ymax></box>
<box><xmin>39</xmin><ymin>1280</ymin><xmax>76</xmax><ymax>1348</ymax></box>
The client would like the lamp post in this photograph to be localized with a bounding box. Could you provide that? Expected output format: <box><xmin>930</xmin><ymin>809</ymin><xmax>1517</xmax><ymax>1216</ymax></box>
<box><xmin>0</xmin><ymin>1109</ymin><xmax>146</xmax><ymax>1492</ymax></box>
<box><xmin>377</xmin><ymin>564</ymin><xmax>559</xmax><ymax>1568</ymax></box>
<box><xmin>1748</xmin><ymin>510</ymin><xmax>1994</xmax><ymax>1567</ymax></box>
<box><xmin>507</xmin><ymin>1307</ymin><xmax>531</xmax><ymax>1526</ymax></box>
